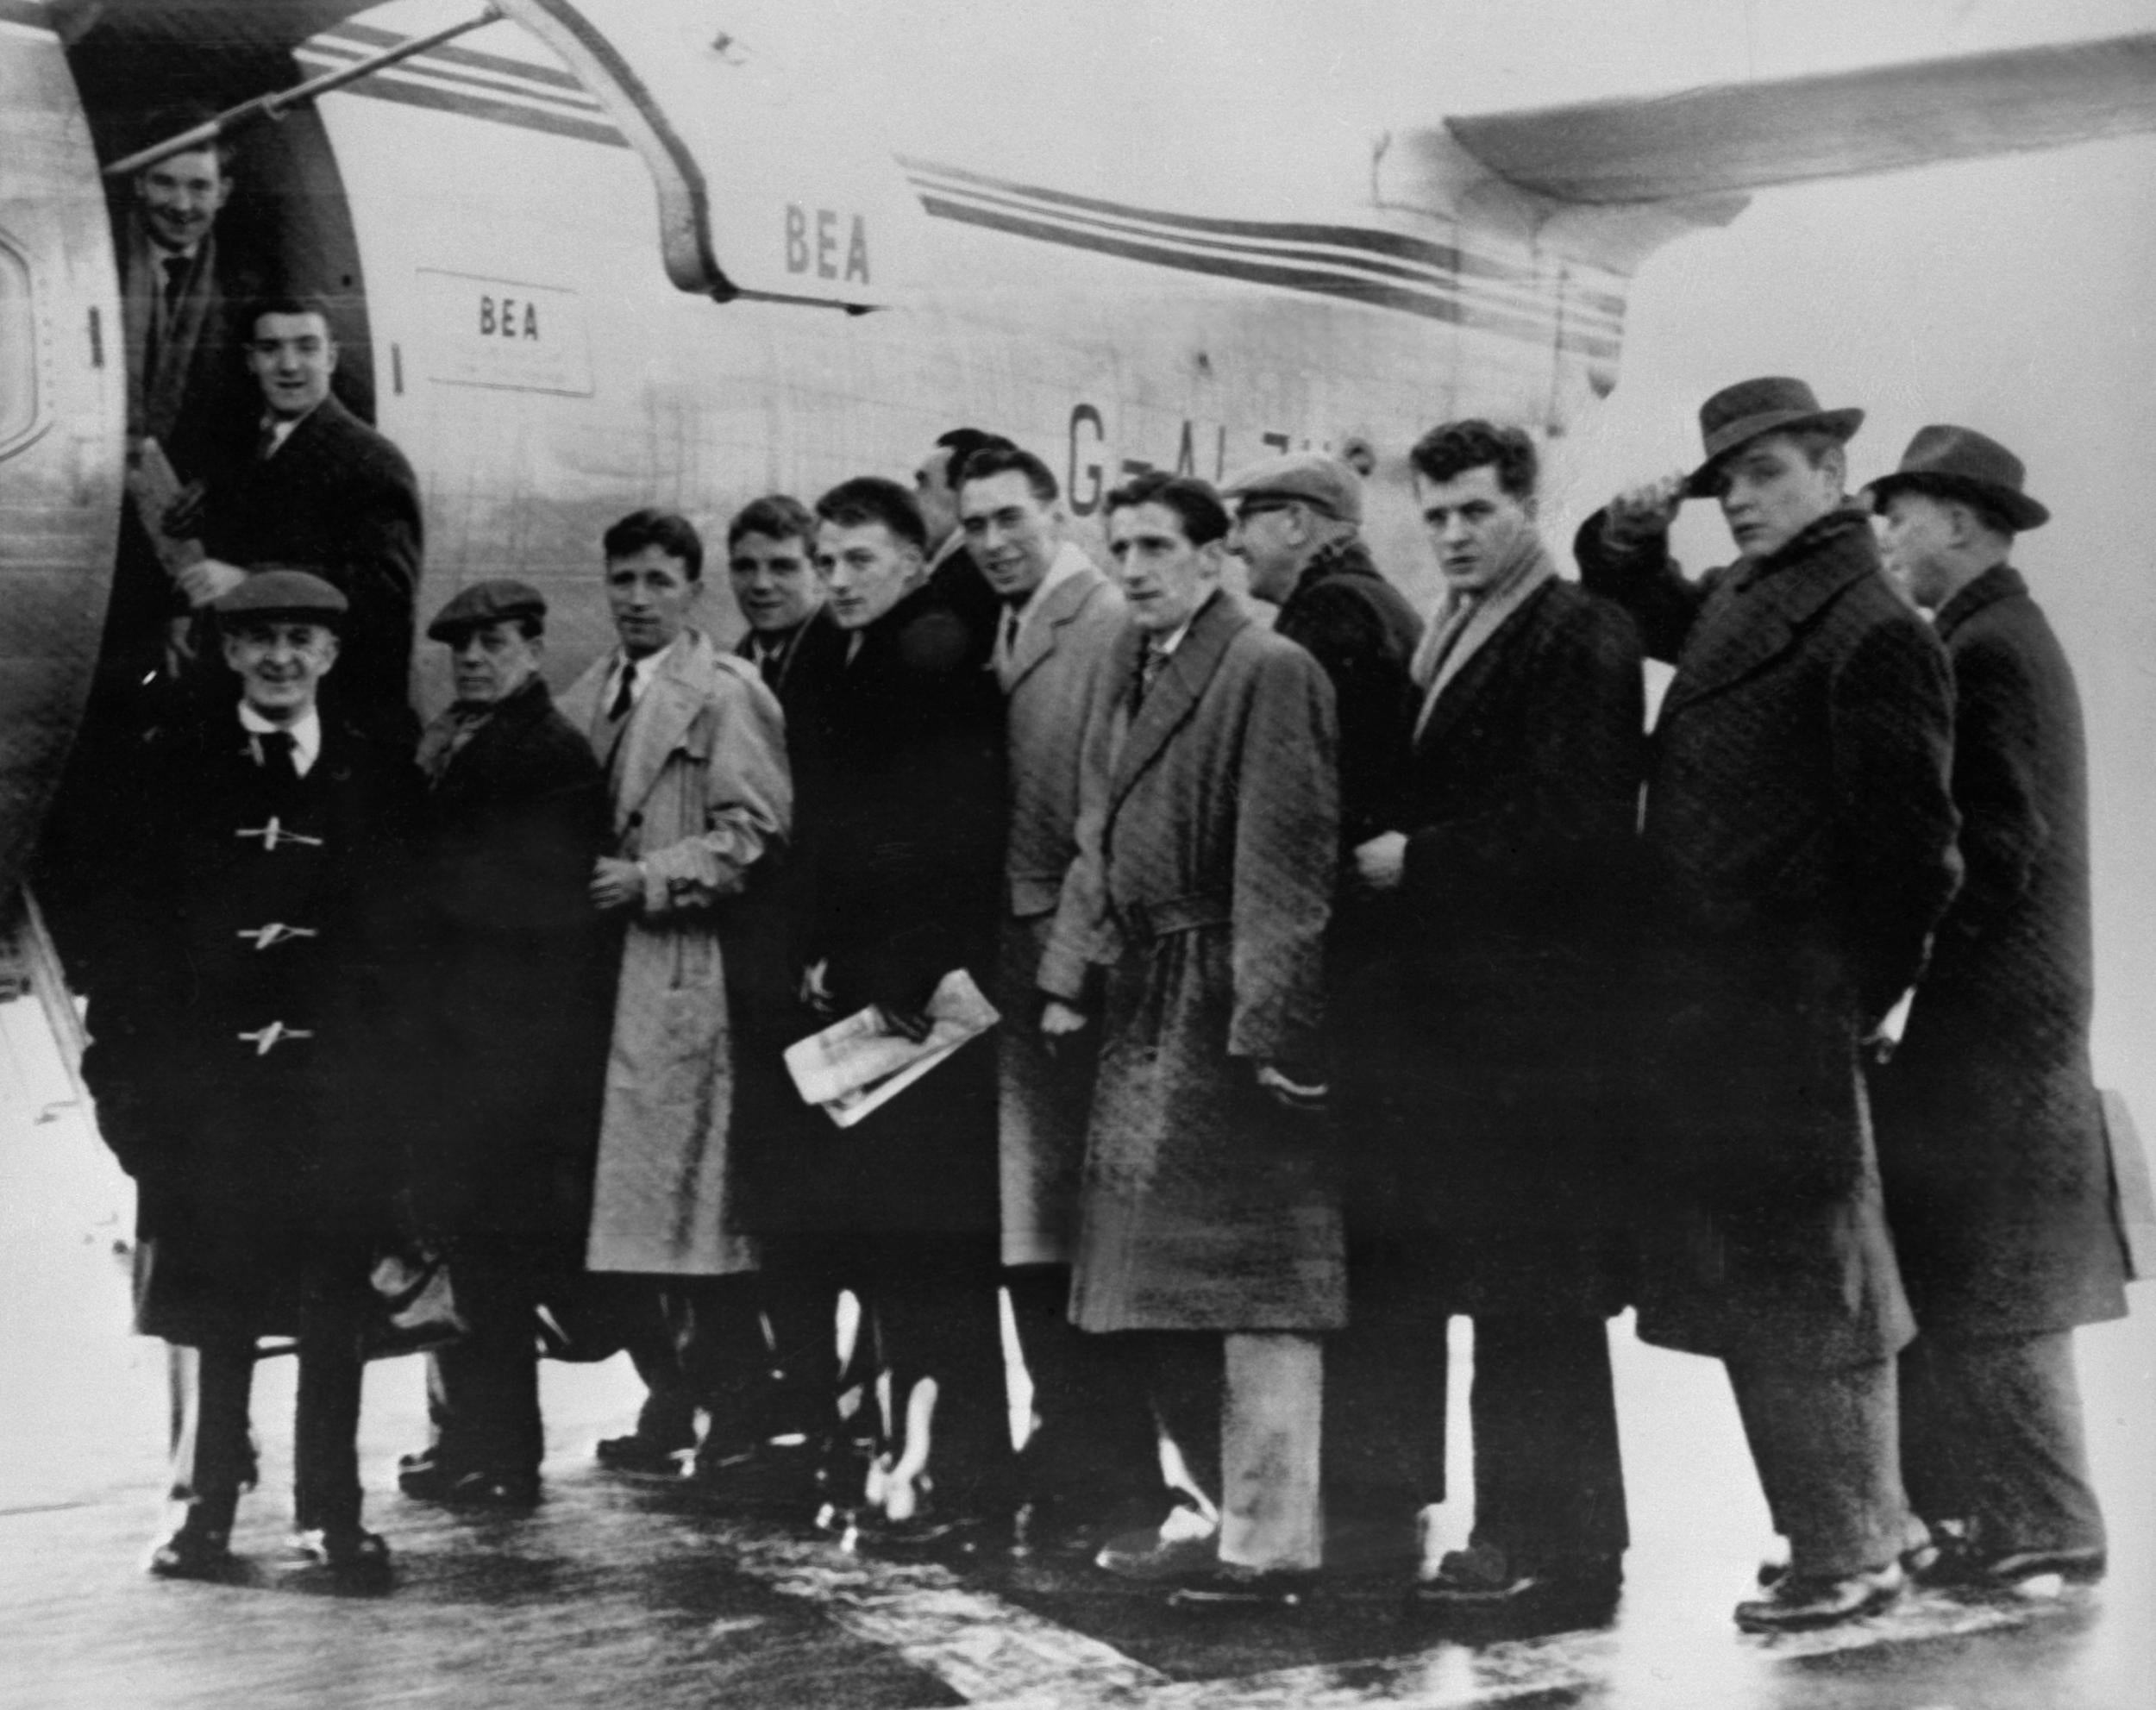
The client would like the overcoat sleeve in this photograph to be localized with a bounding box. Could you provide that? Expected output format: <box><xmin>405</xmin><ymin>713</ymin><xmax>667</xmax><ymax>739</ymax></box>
<box><xmin>1574</xmin><ymin>510</ymin><xmax>1709</xmax><ymax>665</ymax></box>
<box><xmin>637</xmin><ymin>669</ymin><xmax>792</xmax><ymax>916</ymax></box>
<box><xmin>1226</xmin><ymin>646</ymin><xmax>1338</xmax><ymax>1066</ymax></box>
<box><xmin>1936</xmin><ymin>626</ymin><xmax>2046</xmax><ymax>949</ymax></box>
<box><xmin>1037</xmin><ymin>653</ymin><xmax>1123</xmax><ymax>1007</ymax></box>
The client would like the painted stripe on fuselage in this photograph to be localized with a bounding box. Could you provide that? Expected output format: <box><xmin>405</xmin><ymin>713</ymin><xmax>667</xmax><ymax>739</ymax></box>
<box><xmin>0</xmin><ymin>0</ymin><xmax>52</xmax><ymax>34</ymax></box>
<box><xmin>297</xmin><ymin>22</ymin><xmax>1624</xmax><ymax>355</ymax></box>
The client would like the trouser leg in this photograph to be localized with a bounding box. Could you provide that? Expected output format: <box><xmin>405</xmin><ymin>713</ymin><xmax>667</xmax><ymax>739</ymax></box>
<box><xmin>1896</xmin><ymin>1332</ymin><xmax>1974</xmax><ymax>1534</ymax></box>
<box><xmin>1468</xmin><ymin>1314</ymin><xmax>1628</xmax><ymax>1567</ymax></box>
<box><xmin>1323</xmin><ymin>1232</ymin><xmax>1447</xmax><ymax>1521</ymax></box>
<box><xmin>1219</xmin><ymin>1331</ymin><xmax>1324</xmax><ymax>1573</ymax></box>
<box><xmin>427</xmin><ymin>1238</ymin><xmax>542</xmax><ymax>1478</ymax></box>
<box><xmin>1007</xmin><ymin>1263</ymin><xmax>1166</xmax><ymax>1512</ymax></box>
<box><xmin>293</xmin><ymin>1264</ymin><xmax>369</xmax><ymax>1536</ymax></box>
<box><xmin>759</xmin><ymin>1262</ymin><xmax>846</xmax><ymax>1443</ymax></box>
<box><xmin>1936</xmin><ymin>1330</ymin><xmax>2105</xmax><ymax>1556</ymax></box>
<box><xmin>870</xmin><ymin>1231</ymin><xmax>1014</xmax><ymax>1513</ymax></box>
<box><xmin>602</xmin><ymin>1277</ymin><xmax>696</xmax><ymax>1449</ymax></box>
<box><xmin>166</xmin><ymin>1335</ymin><xmax>255</xmax><ymax>1537</ymax></box>
<box><xmin>1727</xmin><ymin>1355</ymin><xmax>1903</xmax><ymax>1578</ymax></box>
<box><xmin>1144</xmin><ymin>1331</ymin><xmax>1225</xmax><ymax>1506</ymax></box>
<box><xmin>681</xmin><ymin>1274</ymin><xmax>779</xmax><ymax>1454</ymax></box>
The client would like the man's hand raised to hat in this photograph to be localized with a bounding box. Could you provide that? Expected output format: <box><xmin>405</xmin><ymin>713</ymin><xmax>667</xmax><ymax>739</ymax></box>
<box><xmin>1601</xmin><ymin>473</ymin><xmax>1689</xmax><ymax>549</ymax></box>
<box><xmin>177</xmin><ymin>557</ymin><xmax>248</xmax><ymax>607</ymax></box>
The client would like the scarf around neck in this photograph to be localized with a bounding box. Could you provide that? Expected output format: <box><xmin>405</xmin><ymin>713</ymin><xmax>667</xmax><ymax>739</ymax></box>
<box><xmin>1409</xmin><ymin>529</ymin><xmax>1557</xmax><ymax>739</ymax></box>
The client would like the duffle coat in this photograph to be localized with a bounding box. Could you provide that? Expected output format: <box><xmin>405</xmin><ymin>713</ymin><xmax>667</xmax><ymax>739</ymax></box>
<box><xmin>1041</xmin><ymin>592</ymin><xmax>1344</xmax><ymax>1332</ymax></box>
<box><xmin>80</xmin><ymin>711</ymin><xmax>422</xmax><ymax>1344</ymax></box>
<box><xmin>1577</xmin><ymin>506</ymin><xmax>1962</xmax><ymax>1367</ymax></box>
<box><xmin>1870</xmin><ymin>564</ymin><xmax>2128</xmax><ymax>1338</ymax></box>
<box><xmin>559</xmin><ymin>629</ymin><xmax>790</xmax><ymax>1275</ymax></box>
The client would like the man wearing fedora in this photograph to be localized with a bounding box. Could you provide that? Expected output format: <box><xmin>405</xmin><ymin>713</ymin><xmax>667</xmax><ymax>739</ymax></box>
<box><xmin>1869</xmin><ymin>428</ymin><xmax>2126</xmax><ymax>1588</ymax></box>
<box><xmin>1576</xmin><ymin>378</ymin><xmax>1962</xmax><ymax>1631</ymax></box>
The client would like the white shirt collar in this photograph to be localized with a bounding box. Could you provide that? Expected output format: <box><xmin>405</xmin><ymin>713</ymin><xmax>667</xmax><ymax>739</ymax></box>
<box><xmin>1010</xmin><ymin>542</ymin><xmax>1090</xmax><ymax>630</ymax></box>
<box><xmin>611</xmin><ymin>639</ymin><xmax>674</xmax><ymax>705</ymax></box>
<box><xmin>237</xmin><ymin>703</ymin><xmax>322</xmax><ymax>775</ymax></box>
<box><xmin>1150</xmin><ymin>589</ymin><xmax>1216</xmax><ymax>659</ymax></box>
<box><xmin>259</xmin><ymin>403</ymin><xmax>320</xmax><ymax>455</ymax></box>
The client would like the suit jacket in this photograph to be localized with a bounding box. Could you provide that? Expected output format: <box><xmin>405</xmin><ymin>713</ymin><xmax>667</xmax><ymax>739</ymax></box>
<box><xmin>410</xmin><ymin>676</ymin><xmax>615</xmax><ymax>1247</ymax></box>
<box><xmin>1364</xmin><ymin>577</ymin><xmax>1644</xmax><ymax>1312</ymax></box>
<box><xmin>1271</xmin><ymin>534</ymin><xmax>1422</xmax><ymax>848</ymax></box>
<box><xmin>204</xmin><ymin>393</ymin><xmax>424</xmax><ymax>742</ymax></box>
<box><xmin>1871</xmin><ymin>563</ymin><xmax>2128</xmax><ymax>1337</ymax></box>
<box><xmin>1578</xmin><ymin>504</ymin><xmax>1962</xmax><ymax>1365</ymax></box>
<box><xmin>1042</xmin><ymin>592</ymin><xmax>1343</xmax><ymax>1331</ymax></box>
<box><xmin>996</xmin><ymin>549</ymin><xmax>1124</xmax><ymax>1265</ymax></box>
<box><xmin>928</xmin><ymin>536</ymin><xmax>1001</xmax><ymax>672</ymax></box>
<box><xmin>559</xmin><ymin>630</ymin><xmax>790</xmax><ymax>1274</ymax></box>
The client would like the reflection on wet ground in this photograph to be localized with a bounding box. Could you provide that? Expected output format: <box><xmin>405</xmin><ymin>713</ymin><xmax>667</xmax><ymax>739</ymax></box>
<box><xmin>3</xmin><ymin>995</ymin><xmax>2150</xmax><ymax>1710</ymax></box>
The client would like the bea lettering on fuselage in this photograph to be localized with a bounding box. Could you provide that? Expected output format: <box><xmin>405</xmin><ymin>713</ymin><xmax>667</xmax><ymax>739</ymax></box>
<box><xmin>478</xmin><ymin>295</ymin><xmax>540</xmax><ymax>340</ymax></box>
<box><xmin>784</xmin><ymin>204</ymin><xmax>870</xmax><ymax>283</ymax></box>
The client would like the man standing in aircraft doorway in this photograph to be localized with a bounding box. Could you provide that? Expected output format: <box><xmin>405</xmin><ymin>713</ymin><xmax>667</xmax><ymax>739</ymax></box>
<box><xmin>953</xmin><ymin>443</ymin><xmax>1175</xmax><ymax>1555</ymax></box>
<box><xmin>1040</xmin><ymin>473</ymin><xmax>1341</xmax><ymax>1605</ymax></box>
<box><xmin>1576</xmin><ymin>377</ymin><xmax>1961</xmax><ymax>1632</ymax></box>
<box><xmin>558</xmin><ymin>511</ymin><xmax>792</xmax><ymax>1481</ymax></box>
<box><xmin>193</xmin><ymin>295</ymin><xmax>425</xmax><ymax>747</ymax></box>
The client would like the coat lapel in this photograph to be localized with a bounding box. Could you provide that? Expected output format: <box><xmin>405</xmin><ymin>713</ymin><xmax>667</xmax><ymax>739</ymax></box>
<box><xmin>1413</xmin><ymin>579</ymin><xmax>1550</xmax><ymax>755</ymax></box>
<box><xmin>1665</xmin><ymin>513</ymin><xmax>1879</xmax><ymax>717</ymax></box>
<box><xmin>1006</xmin><ymin>562</ymin><xmax>1109</xmax><ymax>694</ymax></box>
<box><xmin>612</xmin><ymin>633</ymin><xmax>705</xmax><ymax>830</ymax></box>
<box><xmin>1934</xmin><ymin>562</ymin><xmax>2028</xmax><ymax>644</ymax></box>
<box><xmin>1107</xmin><ymin>592</ymin><xmax>1248</xmax><ymax>811</ymax></box>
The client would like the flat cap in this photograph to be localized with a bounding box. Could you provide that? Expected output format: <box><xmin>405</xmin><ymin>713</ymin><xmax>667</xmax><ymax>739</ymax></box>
<box><xmin>1220</xmin><ymin>451</ymin><xmax>1363</xmax><ymax>525</ymax></box>
<box><xmin>427</xmin><ymin>578</ymin><xmax>548</xmax><ymax>641</ymax></box>
<box><xmin>211</xmin><ymin>567</ymin><xmax>347</xmax><ymax>624</ymax></box>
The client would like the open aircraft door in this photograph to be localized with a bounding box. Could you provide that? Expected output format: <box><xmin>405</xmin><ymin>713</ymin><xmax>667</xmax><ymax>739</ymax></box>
<box><xmin>0</xmin><ymin>10</ymin><xmax>123</xmax><ymax>906</ymax></box>
<box><xmin>493</xmin><ymin>0</ymin><xmax>930</xmax><ymax>309</ymax></box>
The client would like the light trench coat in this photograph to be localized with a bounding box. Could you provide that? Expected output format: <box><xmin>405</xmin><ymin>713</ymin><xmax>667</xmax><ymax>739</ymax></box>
<box><xmin>560</xmin><ymin>628</ymin><xmax>791</xmax><ymax>1275</ymax></box>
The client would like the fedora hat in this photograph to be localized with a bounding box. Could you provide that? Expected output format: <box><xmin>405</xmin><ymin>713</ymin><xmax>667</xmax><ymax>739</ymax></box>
<box><xmin>1686</xmin><ymin>376</ymin><xmax>1864</xmax><ymax>496</ymax></box>
<box><xmin>1867</xmin><ymin>424</ymin><xmax>2048</xmax><ymax>531</ymax></box>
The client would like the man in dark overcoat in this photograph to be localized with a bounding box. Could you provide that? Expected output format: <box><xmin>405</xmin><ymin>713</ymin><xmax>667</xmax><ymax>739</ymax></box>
<box><xmin>197</xmin><ymin>295</ymin><xmax>424</xmax><ymax>744</ymax></box>
<box><xmin>914</xmin><ymin>426</ymin><xmax>1015</xmax><ymax>668</ymax></box>
<box><xmin>397</xmin><ymin>579</ymin><xmax>614</xmax><ymax>1507</ymax></box>
<box><xmin>1576</xmin><ymin>377</ymin><xmax>1962</xmax><ymax>1631</ymax></box>
<box><xmin>785</xmin><ymin>476</ymin><xmax>1012</xmax><ymax>1543</ymax></box>
<box><xmin>80</xmin><ymin>571</ymin><xmax>419</xmax><ymax>1582</ymax></box>
<box><xmin>1039</xmin><ymin>473</ymin><xmax>1341</xmax><ymax>1603</ymax></box>
<box><xmin>1341</xmin><ymin>421</ymin><xmax>1643</xmax><ymax>1607</ymax></box>
<box><xmin>1869</xmin><ymin>426</ymin><xmax>2128</xmax><ymax>1586</ymax></box>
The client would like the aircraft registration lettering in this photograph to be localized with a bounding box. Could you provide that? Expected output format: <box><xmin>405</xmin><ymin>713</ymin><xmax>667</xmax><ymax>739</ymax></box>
<box><xmin>1066</xmin><ymin>404</ymin><xmax>1248</xmax><ymax>516</ymax></box>
<box><xmin>784</xmin><ymin>204</ymin><xmax>871</xmax><ymax>285</ymax></box>
<box><xmin>416</xmin><ymin>269</ymin><xmax>594</xmax><ymax>398</ymax></box>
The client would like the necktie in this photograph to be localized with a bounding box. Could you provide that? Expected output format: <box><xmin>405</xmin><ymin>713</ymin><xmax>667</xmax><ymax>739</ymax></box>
<box><xmin>1001</xmin><ymin>603</ymin><xmax>1022</xmax><ymax>659</ymax></box>
<box><xmin>755</xmin><ymin>637</ymin><xmax>786</xmax><ymax>688</ymax></box>
<box><xmin>608</xmin><ymin>665</ymin><xmax>636</xmax><ymax>722</ymax></box>
<box><xmin>161</xmin><ymin>254</ymin><xmax>189</xmax><ymax>320</ymax></box>
<box><xmin>1132</xmin><ymin>645</ymin><xmax>1168</xmax><ymax>711</ymax></box>
<box><xmin>256</xmin><ymin>729</ymin><xmax>298</xmax><ymax>786</ymax></box>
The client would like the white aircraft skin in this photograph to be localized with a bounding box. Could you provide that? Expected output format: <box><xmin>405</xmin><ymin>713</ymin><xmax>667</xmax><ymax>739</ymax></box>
<box><xmin>1</xmin><ymin>0</ymin><xmax>2153</xmax><ymax>904</ymax></box>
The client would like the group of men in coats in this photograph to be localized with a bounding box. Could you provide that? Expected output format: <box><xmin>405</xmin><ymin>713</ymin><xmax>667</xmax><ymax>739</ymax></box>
<box><xmin>78</xmin><ymin>329</ymin><xmax>2127</xmax><ymax>1625</ymax></box>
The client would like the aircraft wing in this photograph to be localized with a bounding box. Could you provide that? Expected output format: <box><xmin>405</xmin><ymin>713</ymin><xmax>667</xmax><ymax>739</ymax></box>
<box><xmin>1438</xmin><ymin>31</ymin><xmax>2156</xmax><ymax>205</ymax></box>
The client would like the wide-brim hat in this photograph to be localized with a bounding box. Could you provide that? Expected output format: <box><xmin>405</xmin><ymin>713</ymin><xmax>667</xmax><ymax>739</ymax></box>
<box><xmin>1867</xmin><ymin>423</ymin><xmax>2048</xmax><ymax>531</ymax></box>
<box><xmin>1686</xmin><ymin>376</ymin><xmax>1865</xmax><ymax>497</ymax></box>
<box><xmin>210</xmin><ymin>567</ymin><xmax>347</xmax><ymax>626</ymax></box>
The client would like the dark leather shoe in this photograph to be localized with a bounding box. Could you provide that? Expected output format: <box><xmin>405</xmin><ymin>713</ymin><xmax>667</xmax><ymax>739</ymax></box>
<box><xmin>1094</xmin><ymin>1506</ymin><xmax>1220</xmax><ymax>1582</ymax></box>
<box><xmin>291</xmin><ymin>1526</ymin><xmax>393</xmax><ymax>1585</ymax></box>
<box><xmin>440</xmin><ymin>1470</ymin><xmax>541</xmax><ymax>1509</ymax></box>
<box><xmin>1734</xmin><ymin>1562</ymin><xmax>1902</xmax><ymax>1632</ymax></box>
<box><xmin>1920</xmin><ymin>1539</ymin><xmax>2106</xmax><ymax>1588</ymax></box>
<box><xmin>693</xmin><ymin>1441</ymin><xmax>822</xmax><ymax>1513</ymax></box>
<box><xmin>593</xmin><ymin>1433</ymin><xmax>687</xmax><ymax>1477</ymax></box>
<box><xmin>1420</xmin><ymin>1543</ymin><xmax>1622</xmax><ymax>1608</ymax></box>
<box><xmin>145</xmin><ymin>1525</ymin><xmax>235</xmax><ymax>1581</ymax></box>
<box><xmin>1166</xmin><ymin>1563</ymin><xmax>1315</xmax><ymax>1609</ymax></box>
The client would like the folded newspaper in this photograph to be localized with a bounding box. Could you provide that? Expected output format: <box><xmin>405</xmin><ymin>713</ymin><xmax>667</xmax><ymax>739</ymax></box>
<box><xmin>784</xmin><ymin>968</ymin><xmax>999</xmax><ymax>1129</ymax></box>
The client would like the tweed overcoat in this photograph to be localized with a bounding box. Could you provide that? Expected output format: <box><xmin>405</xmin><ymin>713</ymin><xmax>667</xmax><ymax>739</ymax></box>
<box><xmin>1041</xmin><ymin>592</ymin><xmax>1344</xmax><ymax>1331</ymax></box>
<box><xmin>80</xmin><ymin>711</ymin><xmax>421</xmax><ymax>1344</ymax></box>
<box><xmin>998</xmin><ymin>552</ymin><xmax>1126</xmax><ymax>1267</ymax></box>
<box><xmin>1577</xmin><ymin>505</ymin><xmax>1962</xmax><ymax>1366</ymax></box>
<box><xmin>1870</xmin><ymin>564</ymin><xmax>2128</xmax><ymax>1337</ymax></box>
<box><xmin>775</xmin><ymin>580</ymin><xmax>1007</xmax><ymax>1239</ymax></box>
<box><xmin>560</xmin><ymin>629</ymin><xmax>790</xmax><ymax>1275</ymax></box>
<box><xmin>203</xmin><ymin>393</ymin><xmax>424</xmax><ymax>741</ymax></box>
<box><xmin>1363</xmin><ymin>577</ymin><xmax>1645</xmax><ymax>1316</ymax></box>
<box><xmin>409</xmin><ymin>676</ymin><xmax>616</xmax><ymax>1252</ymax></box>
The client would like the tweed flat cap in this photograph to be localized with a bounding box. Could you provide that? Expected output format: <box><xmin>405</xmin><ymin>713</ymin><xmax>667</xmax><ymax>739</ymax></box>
<box><xmin>1220</xmin><ymin>451</ymin><xmax>1364</xmax><ymax>525</ymax></box>
<box><xmin>211</xmin><ymin>567</ymin><xmax>347</xmax><ymax>624</ymax></box>
<box><xmin>427</xmin><ymin>578</ymin><xmax>549</xmax><ymax>641</ymax></box>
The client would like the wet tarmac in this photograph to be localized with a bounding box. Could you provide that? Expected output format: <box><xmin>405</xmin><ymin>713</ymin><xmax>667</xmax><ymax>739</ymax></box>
<box><xmin>4</xmin><ymin>994</ymin><xmax>2151</xmax><ymax>1710</ymax></box>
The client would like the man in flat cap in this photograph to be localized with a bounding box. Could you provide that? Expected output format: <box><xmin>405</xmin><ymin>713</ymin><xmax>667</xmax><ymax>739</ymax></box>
<box><xmin>82</xmin><ymin>570</ymin><xmax>421</xmax><ymax>1583</ymax></box>
<box><xmin>1868</xmin><ymin>428</ymin><xmax>2126</xmax><ymax>1588</ymax></box>
<box><xmin>397</xmin><ymin>581</ymin><xmax>616</xmax><ymax>1507</ymax></box>
<box><xmin>1222</xmin><ymin>451</ymin><xmax>1420</xmax><ymax>852</ymax></box>
<box><xmin>1576</xmin><ymin>379</ymin><xmax>1962</xmax><ymax>1631</ymax></box>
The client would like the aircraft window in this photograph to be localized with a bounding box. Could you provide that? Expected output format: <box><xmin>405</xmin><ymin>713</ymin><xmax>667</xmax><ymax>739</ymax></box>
<box><xmin>0</xmin><ymin>235</ymin><xmax>37</xmax><ymax>455</ymax></box>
